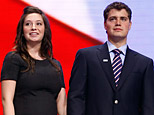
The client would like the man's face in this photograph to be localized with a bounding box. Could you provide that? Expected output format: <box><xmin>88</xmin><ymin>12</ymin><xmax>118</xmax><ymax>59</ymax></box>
<box><xmin>104</xmin><ymin>9</ymin><xmax>132</xmax><ymax>42</ymax></box>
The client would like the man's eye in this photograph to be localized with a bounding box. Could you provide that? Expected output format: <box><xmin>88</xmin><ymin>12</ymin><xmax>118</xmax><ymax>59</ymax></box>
<box><xmin>121</xmin><ymin>17</ymin><xmax>127</xmax><ymax>21</ymax></box>
<box><xmin>109</xmin><ymin>17</ymin><xmax>116</xmax><ymax>21</ymax></box>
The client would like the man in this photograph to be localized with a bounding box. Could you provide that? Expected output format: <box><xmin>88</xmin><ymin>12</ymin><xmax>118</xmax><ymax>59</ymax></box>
<box><xmin>67</xmin><ymin>2</ymin><xmax>154</xmax><ymax>115</ymax></box>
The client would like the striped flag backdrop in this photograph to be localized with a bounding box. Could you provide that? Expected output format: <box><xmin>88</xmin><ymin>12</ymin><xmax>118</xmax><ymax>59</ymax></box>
<box><xmin>0</xmin><ymin>0</ymin><xmax>154</xmax><ymax>114</ymax></box>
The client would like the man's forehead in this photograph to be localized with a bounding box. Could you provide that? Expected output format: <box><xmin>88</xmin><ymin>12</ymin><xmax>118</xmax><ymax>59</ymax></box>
<box><xmin>108</xmin><ymin>9</ymin><xmax>129</xmax><ymax>17</ymax></box>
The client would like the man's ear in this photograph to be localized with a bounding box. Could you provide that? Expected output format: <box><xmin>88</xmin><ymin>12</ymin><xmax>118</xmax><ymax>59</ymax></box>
<box><xmin>104</xmin><ymin>22</ymin><xmax>107</xmax><ymax>30</ymax></box>
<box><xmin>129</xmin><ymin>21</ymin><xmax>132</xmax><ymax>30</ymax></box>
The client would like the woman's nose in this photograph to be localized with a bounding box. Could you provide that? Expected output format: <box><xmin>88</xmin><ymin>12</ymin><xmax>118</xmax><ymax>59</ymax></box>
<box><xmin>31</xmin><ymin>24</ymin><xmax>36</xmax><ymax>30</ymax></box>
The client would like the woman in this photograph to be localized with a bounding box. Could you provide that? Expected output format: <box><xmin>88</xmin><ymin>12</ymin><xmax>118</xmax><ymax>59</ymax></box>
<box><xmin>1</xmin><ymin>6</ymin><xmax>66</xmax><ymax>115</ymax></box>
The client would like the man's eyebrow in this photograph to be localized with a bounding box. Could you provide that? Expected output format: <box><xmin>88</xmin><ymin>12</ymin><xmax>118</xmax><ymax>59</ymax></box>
<box><xmin>108</xmin><ymin>16</ymin><xmax>117</xmax><ymax>18</ymax></box>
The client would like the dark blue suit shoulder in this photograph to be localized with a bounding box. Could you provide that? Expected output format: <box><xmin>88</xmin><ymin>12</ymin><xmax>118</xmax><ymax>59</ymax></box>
<box><xmin>130</xmin><ymin>49</ymin><xmax>153</xmax><ymax>61</ymax></box>
<box><xmin>78</xmin><ymin>45</ymin><xmax>102</xmax><ymax>54</ymax></box>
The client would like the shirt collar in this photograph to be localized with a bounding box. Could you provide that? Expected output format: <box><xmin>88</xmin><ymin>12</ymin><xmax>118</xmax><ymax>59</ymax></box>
<box><xmin>107</xmin><ymin>41</ymin><xmax>127</xmax><ymax>55</ymax></box>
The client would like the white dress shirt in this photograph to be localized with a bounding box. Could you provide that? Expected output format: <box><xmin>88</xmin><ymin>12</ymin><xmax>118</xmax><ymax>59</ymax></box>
<box><xmin>107</xmin><ymin>41</ymin><xmax>127</xmax><ymax>65</ymax></box>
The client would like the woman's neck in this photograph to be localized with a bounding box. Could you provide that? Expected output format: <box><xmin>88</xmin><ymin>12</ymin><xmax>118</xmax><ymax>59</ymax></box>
<box><xmin>27</xmin><ymin>42</ymin><xmax>45</xmax><ymax>60</ymax></box>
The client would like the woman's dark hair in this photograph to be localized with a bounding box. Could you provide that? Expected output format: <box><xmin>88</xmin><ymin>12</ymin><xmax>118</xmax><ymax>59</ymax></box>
<box><xmin>103</xmin><ymin>2</ymin><xmax>132</xmax><ymax>22</ymax></box>
<box><xmin>14</xmin><ymin>6</ymin><xmax>60</xmax><ymax>72</ymax></box>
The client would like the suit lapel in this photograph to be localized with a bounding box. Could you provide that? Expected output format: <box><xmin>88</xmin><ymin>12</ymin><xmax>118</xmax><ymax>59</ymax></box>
<box><xmin>96</xmin><ymin>42</ymin><xmax>117</xmax><ymax>91</ymax></box>
<box><xmin>117</xmin><ymin>47</ymin><xmax>137</xmax><ymax>90</ymax></box>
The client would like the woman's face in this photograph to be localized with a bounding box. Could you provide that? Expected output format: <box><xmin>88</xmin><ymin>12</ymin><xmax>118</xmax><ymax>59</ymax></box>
<box><xmin>23</xmin><ymin>13</ymin><xmax>45</xmax><ymax>45</ymax></box>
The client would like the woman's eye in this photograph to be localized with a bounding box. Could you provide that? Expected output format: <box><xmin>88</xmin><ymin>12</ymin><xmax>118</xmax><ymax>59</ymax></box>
<box><xmin>37</xmin><ymin>23</ymin><xmax>42</xmax><ymax>25</ymax></box>
<box><xmin>25</xmin><ymin>23</ymin><xmax>31</xmax><ymax>26</ymax></box>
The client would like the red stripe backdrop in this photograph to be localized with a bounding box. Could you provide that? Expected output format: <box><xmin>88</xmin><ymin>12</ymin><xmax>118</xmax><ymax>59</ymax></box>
<box><xmin>0</xmin><ymin>0</ymin><xmax>102</xmax><ymax>114</ymax></box>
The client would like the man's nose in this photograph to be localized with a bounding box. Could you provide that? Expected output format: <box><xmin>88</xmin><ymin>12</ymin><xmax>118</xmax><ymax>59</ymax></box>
<box><xmin>115</xmin><ymin>19</ymin><xmax>121</xmax><ymax>26</ymax></box>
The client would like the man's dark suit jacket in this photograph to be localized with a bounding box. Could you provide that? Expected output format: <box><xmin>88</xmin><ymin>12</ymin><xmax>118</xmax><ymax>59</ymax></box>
<box><xmin>67</xmin><ymin>42</ymin><xmax>154</xmax><ymax>115</ymax></box>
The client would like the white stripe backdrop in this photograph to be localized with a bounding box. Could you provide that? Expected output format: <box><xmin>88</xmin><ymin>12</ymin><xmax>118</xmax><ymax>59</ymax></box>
<box><xmin>22</xmin><ymin>0</ymin><xmax>154</xmax><ymax>59</ymax></box>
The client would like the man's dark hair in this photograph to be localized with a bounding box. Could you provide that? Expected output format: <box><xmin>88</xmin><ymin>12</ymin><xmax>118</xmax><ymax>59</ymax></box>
<box><xmin>103</xmin><ymin>2</ymin><xmax>132</xmax><ymax>22</ymax></box>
